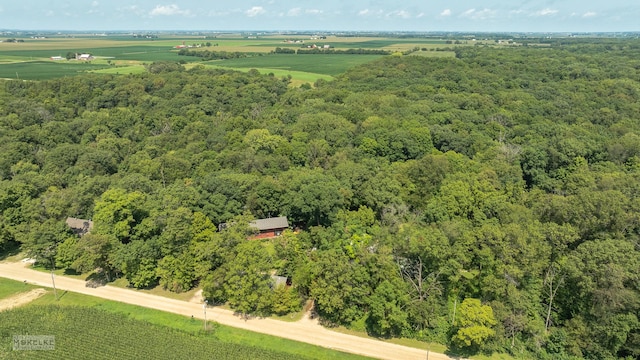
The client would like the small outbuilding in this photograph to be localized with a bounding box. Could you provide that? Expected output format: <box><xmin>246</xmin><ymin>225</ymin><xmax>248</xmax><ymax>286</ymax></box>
<box><xmin>65</xmin><ymin>217</ymin><xmax>93</xmax><ymax>236</ymax></box>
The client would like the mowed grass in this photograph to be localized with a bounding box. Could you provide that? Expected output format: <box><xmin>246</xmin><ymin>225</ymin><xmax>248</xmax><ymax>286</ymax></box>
<box><xmin>0</xmin><ymin>278</ymin><xmax>370</xmax><ymax>360</ymax></box>
<box><xmin>0</xmin><ymin>277</ymin><xmax>39</xmax><ymax>299</ymax></box>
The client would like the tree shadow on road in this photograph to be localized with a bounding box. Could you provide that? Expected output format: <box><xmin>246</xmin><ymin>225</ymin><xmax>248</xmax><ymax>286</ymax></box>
<box><xmin>85</xmin><ymin>272</ymin><xmax>108</xmax><ymax>288</ymax></box>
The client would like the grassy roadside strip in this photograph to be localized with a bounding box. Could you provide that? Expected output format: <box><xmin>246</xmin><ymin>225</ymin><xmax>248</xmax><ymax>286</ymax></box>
<box><xmin>0</xmin><ymin>277</ymin><xmax>39</xmax><ymax>299</ymax></box>
<box><xmin>0</xmin><ymin>278</ymin><xmax>369</xmax><ymax>360</ymax></box>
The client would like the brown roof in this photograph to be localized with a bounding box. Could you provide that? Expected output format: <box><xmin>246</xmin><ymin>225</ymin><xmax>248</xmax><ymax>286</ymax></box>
<box><xmin>250</xmin><ymin>216</ymin><xmax>289</xmax><ymax>231</ymax></box>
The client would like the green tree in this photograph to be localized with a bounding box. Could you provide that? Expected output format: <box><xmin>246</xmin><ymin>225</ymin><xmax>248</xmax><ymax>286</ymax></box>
<box><xmin>157</xmin><ymin>253</ymin><xmax>195</xmax><ymax>293</ymax></box>
<box><xmin>310</xmin><ymin>249</ymin><xmax>371</xmax><ymax>326</ymax></box>
<box><xmin>271</xmin><ymin>285</ymin><xmax>302</xmax><ymax>315</ymax></box>
<box><xmin>451</xmin><ymin>298</ymin><xmax>497</xmax><ymax>352</ymax></box>
<box><xmin>92</xmin><ymin>189</ymin><xmax>148</xmax><ymax>243</ymax></box>
<box><xmin>71</xmin><ymin>233</ymin><xmax>118</xmax><ymax>281</ymax></box>
<box><xmin>367</xmin><ymin>280</ymin><xmax>409</xmax><ymax>337</ymax></box>
<box><xmin>281</xmin><ymin>169</ymin><xmax>344</xmax><ymax>226</ymax></box>
<box><xmin>224</xmin><ymin>241</ymin><xmax>274</xmax><ymax>317</ymax></box>
<box><xmin>113</xmin><ymin>239</ymin><xmax>159</xmax><ymax>288</ymax></box>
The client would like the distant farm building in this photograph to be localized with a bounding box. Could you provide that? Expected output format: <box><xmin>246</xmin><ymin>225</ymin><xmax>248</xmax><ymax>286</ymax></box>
<box><xmin>76</xmin><ymin>53</ymin><xmax>94</xmax><ymax>61</ymax></box>
<box><xmin>50</xmin><ymin>56</ymin><xmax>64</xmax><ymax>61</ymax></box>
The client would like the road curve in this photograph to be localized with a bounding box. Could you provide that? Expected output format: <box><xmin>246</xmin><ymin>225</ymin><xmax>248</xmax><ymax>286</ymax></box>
<box><xmin>0</xmin><ymin>261</ymin><xmax>458</xmax><ymax>360</ymax></box>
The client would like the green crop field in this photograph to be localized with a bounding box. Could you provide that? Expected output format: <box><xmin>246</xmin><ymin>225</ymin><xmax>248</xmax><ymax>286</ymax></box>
<box><xmin>0</xmin><ymin>278</ymin><xmax>369</xmax><ymax>360</ymax></box>
<box><xmin>0</xmin><ymin>46</ymin><xmax>185</xmax><ymax>62</ymax></box>
<box><xmin>1</xmin><ymin>305</ymin><xmax>312</xmax><ymax>360</ymax></box>
<box><xmin>90</xmin><ymin>65</ymin><xmax>148</xmax><ymax>76</ymax></box>
<box><xmin>326</xmin><ymin>39</ymin><xmax>447</xmax><ymax>49</ymax></box>
<box><xmin>0</xmin><ymin>61</ymin><xmax>109</xmax><ymax>80</ymax></box>
<box><xmin>207</xmin><ymin>54</ymin><xmax>384</xmax><ymax>76</ymax></box>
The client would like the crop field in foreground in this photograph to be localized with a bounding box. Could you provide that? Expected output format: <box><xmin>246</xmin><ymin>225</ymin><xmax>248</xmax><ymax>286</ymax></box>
<box><xmin>1</xmin><ymin>305</ymin><xmax>312</xmax><ymax>360</ymax></box>
<box><xmin>0</xmin><ymin>278</ymin><xmax>369</xmax><ymax>360</ymax></box>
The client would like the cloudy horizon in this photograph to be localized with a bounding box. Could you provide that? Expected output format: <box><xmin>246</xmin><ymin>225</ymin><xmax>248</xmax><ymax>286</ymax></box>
<box><xmin>0</xmin><ymin>1</ymin><xmax>637</xmax><ymax>33</ymax></box>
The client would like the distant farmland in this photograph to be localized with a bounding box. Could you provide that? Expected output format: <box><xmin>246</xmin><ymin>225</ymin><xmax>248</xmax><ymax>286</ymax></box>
<box><xmin>0</xmin><ymin>34</ymin><xmax>457</xmax><ymax>82</ymax></box>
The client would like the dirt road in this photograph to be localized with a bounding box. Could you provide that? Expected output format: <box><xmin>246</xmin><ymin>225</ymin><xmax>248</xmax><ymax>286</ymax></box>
<box><xmin>0</xmin><ymin>261</ymin><xmax>457</xmax><ymax>360</ymax></box>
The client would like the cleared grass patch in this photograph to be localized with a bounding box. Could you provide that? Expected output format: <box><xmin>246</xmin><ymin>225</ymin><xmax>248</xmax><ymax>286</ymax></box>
<box><xmin>0</xmin><ymin>278</ymin><xmax>39</xmax><ymax>300</ymax></box>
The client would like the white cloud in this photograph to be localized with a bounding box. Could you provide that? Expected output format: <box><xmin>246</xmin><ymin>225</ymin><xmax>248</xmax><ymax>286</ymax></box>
<box><xmin>91</xmin><ymin>1</ymin><xmax>99</xmax><ymax>7</ymax></box>
<box><xmin>208</xmin><ymin>10</ymin><xmax>231</xmax><ymax>17</ymax></box>
<box><xmin>287</xmin><ymin>8</ymin><xmax>301</xmax><ymax>16</ymax></box>
<box><xmin>358</xmin><ymin>9</ymin><xmax>383</xmax><ymax>17</ymax></box>
<box><xmin>119</xmin><ymin>5</ymin><xmax>146</xmax><ymax>16</ymax></box>
<box><xmin>440</xmin><ymin>9</ymin><xmax>452</xmax><ymax>17</ymax></box>
<box><xmin>246</xmin><ymin>6</ymin><xmax>266</xmax><ymax>17</ymax></box>
<box><xmin>387</xmin><ymin>10</ymin><xmax>411</xmax><ymax>19</ymax></box>
<box><xmin>532</xmin><ymin>8</ymin><xmax>558</xmax><ymax>17</ymax></box>
<box><xmin>150</xmin><ymin>4</ymin><xmax>191</xmax><ymax>17</ymax></box>
<box><xmin>583</xmin><ymin>11</ymin><xmax>597</xmax><ymax>18</ymax></box>
<box><xmin>287</xmin><ymin>8</ymin><xmax>322</xmax><ymax>16</ymax></box>
<box><xmin>460</xmin><ymin>8</ymin><xmax>496</xmax><ymax>20</ymax></box>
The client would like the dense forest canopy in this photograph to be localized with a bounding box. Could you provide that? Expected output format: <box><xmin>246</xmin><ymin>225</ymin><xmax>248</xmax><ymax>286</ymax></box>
<box><xmin>1</xmin><ymin>40</ymin><xmax>639</xmax><ymax>359</ymax></box>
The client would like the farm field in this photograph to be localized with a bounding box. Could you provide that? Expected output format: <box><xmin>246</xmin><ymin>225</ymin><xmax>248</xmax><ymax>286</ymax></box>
<box><xmin>0</xmin><ymin>34</ymin><xmax>457</xmax><ymax>82</ymax></box>
<box><xmin>0</xmin><ymin>61</ymin><xmax>109</xmax><ymax>80</ymax></box>
<box><xmin>0</xmin><ymin>278</ymin><xmax>370</xmax><ymax>360</ymax></box>
<box><xmin>206</xmin><ymin>54</ymin><xmax>385</xmax><ymax>76</ymax></box>
<box><xmin>1</xmin><ymin>305</ymin><xmax>313</xmax><ymax>360</ymax></box>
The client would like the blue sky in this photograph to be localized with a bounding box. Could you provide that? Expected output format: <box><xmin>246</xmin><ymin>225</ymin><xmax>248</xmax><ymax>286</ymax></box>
<box><xmin>1</xmin><ymin>1</ymin><xmax>638</xmax><ymax>32</ymax></box>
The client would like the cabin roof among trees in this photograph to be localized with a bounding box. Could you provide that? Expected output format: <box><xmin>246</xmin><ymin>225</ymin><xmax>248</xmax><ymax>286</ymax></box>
<box><xmin>250</xmin><ymin>216</ymin><xmax>289</xmax><ymax>231</ymax></box>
